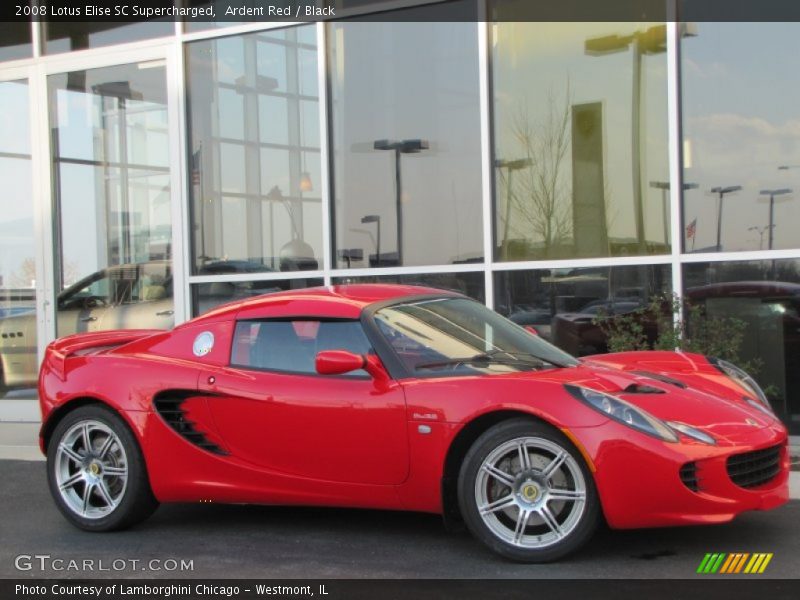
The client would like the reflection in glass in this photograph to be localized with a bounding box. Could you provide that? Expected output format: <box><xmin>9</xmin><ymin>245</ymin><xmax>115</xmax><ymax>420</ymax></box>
<box><xmin>328</xmin><ymin>11</ymin><xmax>483</xmax><ymax>268</ymax></box>
<box><xmin>0</xmin><ymin>22</ymin><xmax>32</xmax><ymax>62</ymax></box>
<box><xmin>49</xmin><ymin>63</ymin><xmax>173</xmax><ymax>344</ymax></box>
<box><xmin>495</xmin><ymin>265</ymin><xmax>670</xmax><ymax>355</ymax></box>
<box><xmin>43</xmin><ymin>20</ymin><xmax>174</xmax><ymax>54</ymax></box>
<box><xmin>492</xmin><ymin>21</ymin><xmax>670</xmax><ymax>260</ymax></box>
<box><xmin>186</xmin><ymin>26</ymin><xmax>322</xmax><ymax>274</ymax></box>
<box><xmin>681</xmin><ymin>23</ymin><xmax>800</xmax><ymax>253</ymax></box>
<box><xmin>0</xmin><ymin>80</ymin><xmax>37</xmax><ymax>398</ymax></box>
<box><xmin>192</xmin><ymin>277</ymin><xmax>323</xmax><ymax>316</ymax></box>
<box><xmin>333</xmin><ymin>271</ymin><xmax>485</xmax><ymax>302</ymax></box>
<box><xmin>684</xmin><ymin>260</ymin><xmax>800</xmax><ymax>432</ymax></box>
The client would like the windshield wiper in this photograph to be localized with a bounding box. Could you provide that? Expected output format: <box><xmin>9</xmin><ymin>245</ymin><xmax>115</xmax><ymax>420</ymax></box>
<box><xmin>414</xmin><ymin>353</ymin><xmax>546</xmax><ymax>371</ymax></box>
<box><xmin>481</xmin><ymin>349</ymin><xmax>574</xmax><ymax>369</ymax></box>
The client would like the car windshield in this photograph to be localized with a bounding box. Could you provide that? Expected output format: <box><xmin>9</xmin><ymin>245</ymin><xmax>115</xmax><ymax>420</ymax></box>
<box><xmin>373</xmin><ymin>297</ymin><xmax>579</xmax><ymax>375</ymax></box>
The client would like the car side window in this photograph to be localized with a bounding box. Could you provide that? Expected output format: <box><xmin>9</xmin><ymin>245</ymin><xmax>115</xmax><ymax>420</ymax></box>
<box><xmin>231</xmin><ymin>319</ymin><xmax>372</xmax><ymax>376</ymax></box>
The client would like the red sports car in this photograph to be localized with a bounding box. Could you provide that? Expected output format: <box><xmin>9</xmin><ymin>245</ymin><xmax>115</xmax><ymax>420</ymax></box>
<box><xmin>38</xmin><ymin>285</ymin><xmax>789</xmax><ymax>562</ymax></box>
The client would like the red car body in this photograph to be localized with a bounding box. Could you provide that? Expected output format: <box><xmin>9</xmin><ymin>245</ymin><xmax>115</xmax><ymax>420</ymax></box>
<box><xmin>38</xmin><ymin>285</ymin><xmax>788</xmax><ymax>534</ymax></box>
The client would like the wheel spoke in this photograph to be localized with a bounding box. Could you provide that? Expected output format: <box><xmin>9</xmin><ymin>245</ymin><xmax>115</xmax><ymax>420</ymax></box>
<box><xmin>479</xmin><ymin>494</ymin><xmax>516</xmax><ymax>515</ymax></box>
<box><xmin>482</xmin><ymin>464</ymin><xmax>515</xmax><ymax>487</ymax></box>
<box><xmin>80</xmin><ymin>423</ymin><xmax>92</xmax><ymax>454</ymax></box>
<box><xmin>548</xmin><ymin>488</ymin><xmax>585</xmax><ymax>502</ymax></box>
<box><xmin>513</xmin><ymin>508</ymin><xmax>531</xmax><ymax>544</ymax></box>
<box><xmin>59</xmin><ymin>443</ymin><xmax>83</xmax><ymax>465</ymax></box>
<box><xmin>97</xmin><ymin>434</ymin><xmax>115</xmax><ymax>460</ymax></box>
<box><xmin>81</xmin><ymin>482</ymin><xmax>95</xmax><ymax>515</ymax></box>
<box><xmin>59</xmin><ymin>471</ymin><xmax>83</xmax><ymax>491</ymax></box>
<box><xmin>95</xmin><ymin>480</ymin><xmax>116</xmax><ymax>508</ymax></box>
<box><xmin>538</xmin><ymin>504</ymin><xmax>564</xmax><ymax>538</ymax></box>
<box><xmin>517</xmin><ymin>441</ymin><xmax>532</xmax><ymax>471</ymax></box>
<box><xmin>102</xmin><ymin>465</ymin><xmax>127</xmax><ymax>478</ymax></box>
<box><xmin>541</xmin><ymin>450</ymin><xmax>567</xmax><ymax>479</ymax></box>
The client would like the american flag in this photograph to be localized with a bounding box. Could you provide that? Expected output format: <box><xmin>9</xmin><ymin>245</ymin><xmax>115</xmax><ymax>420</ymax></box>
<box><xmin>686</xmin><ymin>218</ymin><xmax>697</xmax><ymax>239</ymax></box>
<box><xmin>191</xmin><ymin>148</ymin><xmax>202</xmax><ymax>186</ymax></box>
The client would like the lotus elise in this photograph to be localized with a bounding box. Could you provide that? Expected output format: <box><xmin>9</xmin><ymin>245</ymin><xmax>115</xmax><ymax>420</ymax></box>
<box><xmin>38</xmin><ymin>285</ymin><xmax>789</xmax><ymax>562</ymax></box>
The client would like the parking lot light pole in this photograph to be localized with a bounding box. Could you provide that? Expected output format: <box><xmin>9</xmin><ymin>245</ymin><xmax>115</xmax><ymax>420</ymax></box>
<box><xmin>709</xmin><ymin>185</ymin><xmax>742</xmax><ymax>251</ymax></box>
<box><xmin>495</xmin><ymin>157</ymin><xmax>533</xmax><ymax>260</ymax></box>
<box><xmin>373</xmin><ymin>139</ymin><xmax>429</xmax><ymax>266</ymax></box>
<box><xmin>360</xmin><ymin>215</ymin><xmax>381</xmax><ymax>267</ymax></box>
<box><xmin>759</xmin><ymin>188</ymin><xmax>792</xmax><ymax>250</ymax></box>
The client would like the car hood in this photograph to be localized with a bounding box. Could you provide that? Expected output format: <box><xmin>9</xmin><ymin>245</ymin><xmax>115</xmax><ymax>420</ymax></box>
<box><xmin>511</xmin><ymin>362</ymin><xmax>781</xmax><ymax>445</ymax></box>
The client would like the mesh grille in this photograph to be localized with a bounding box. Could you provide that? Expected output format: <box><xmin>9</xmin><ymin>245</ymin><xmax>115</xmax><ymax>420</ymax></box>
<box><xmin>726</xmin><ymin>445</ymin><xmax>782</xmax><ymax>489</ymax></box>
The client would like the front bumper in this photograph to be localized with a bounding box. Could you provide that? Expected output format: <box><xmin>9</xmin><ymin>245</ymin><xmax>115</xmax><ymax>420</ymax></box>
<box><xmin>573</xmin><ymin>420</ymin><xmax>790</xmax><ymax>529</ymax></box>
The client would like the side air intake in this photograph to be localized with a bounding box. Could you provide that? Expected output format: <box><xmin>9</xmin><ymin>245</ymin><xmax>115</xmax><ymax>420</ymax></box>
<box><xmin>153</xmin><ymin>390</ymin><xmax>228</xmax><ymax>456</ymax></box>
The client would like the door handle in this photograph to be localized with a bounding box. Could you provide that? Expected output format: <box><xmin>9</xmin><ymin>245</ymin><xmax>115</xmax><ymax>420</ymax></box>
<box><xmin>80</xmin><ymin>316</ymin><xmax>97</xmax><ymax>322</ymax></box>
<box><xmin>156</xmin><ymin>310</ymin><xmax>174</xmax><ymax>316</ymax></box>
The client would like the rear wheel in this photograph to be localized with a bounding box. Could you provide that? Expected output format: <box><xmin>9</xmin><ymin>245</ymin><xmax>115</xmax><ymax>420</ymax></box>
<box><xmin>458</xmin><ymin>419</ymin><xmax>599</xmax><ymax>562</ymax></box>
<box><xmin>47</xmin><ymin>404</ymin><xmax>158</xmax><ymax>531</ymax></box>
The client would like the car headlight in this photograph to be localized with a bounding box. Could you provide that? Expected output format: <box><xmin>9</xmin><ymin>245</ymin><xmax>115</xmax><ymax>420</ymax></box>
<box><xmin>565</xmin><ymin>384</ymin><xmax>678</xmax><ymax>442</ymax></box>
<box><xmin>666</xmin><ymin>421</ymin><xmax>716</xmax><ymax>445</ymax></box>
<box><xmin>709</xmin><ymin>357</ymin><xmax>774</xmax><ymax>414</ymax></box>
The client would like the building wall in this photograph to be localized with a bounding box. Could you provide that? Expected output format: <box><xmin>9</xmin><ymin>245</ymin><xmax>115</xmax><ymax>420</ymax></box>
<box><xmin>1</xmin><ymin>7</ymin><xmax>800</xmax><ymax>433</ymax></box>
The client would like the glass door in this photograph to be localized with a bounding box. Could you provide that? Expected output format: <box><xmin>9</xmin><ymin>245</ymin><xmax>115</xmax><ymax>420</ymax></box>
<box><xmin>0</xmin><ymin>77</ymin><xmax>38</xmax><ymax>400</ymax></box>
<box><xmin>48</xmin><ymin>58</ymin><xmax>176</xmax><ymax>345</ymax></box>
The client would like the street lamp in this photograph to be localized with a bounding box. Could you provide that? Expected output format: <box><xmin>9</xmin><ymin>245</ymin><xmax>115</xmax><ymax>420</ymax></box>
<box><xmin>649</xmin><ymin>181</ymin><xmax>698</xmax><ymax>246</ymax></box>
<box><xmin>495</xmin><ymin>157</ymin><xmax>533</xmax><ymax>259</ymax></box>
<box><xmin>759</xmin><ymin>188</ymin><xmax>792</xmax><ymax>250</ymax></box>
<box><xmin>585</xmin><ymin>25</ymin><xmax>668</xmax><ymax>251</ymax></box>
<box><xmin>373</xmin><ymin>138</ymin><xmax>429</xmax><ymax>265</ymax></box>
<box><xmin>361</xmin><ymin>215</ymin><xmax>381</xmax><ymax>267</ymax></box>
<box><xmin>709</xmin><ymin>185</ymin><xmax>742</xmax><ymax>251</ymax></box>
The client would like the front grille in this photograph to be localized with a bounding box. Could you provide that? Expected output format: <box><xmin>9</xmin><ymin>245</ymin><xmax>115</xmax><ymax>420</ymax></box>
<box><xmin>154</xmin><ymin>390</ymin><xmax>227</xmax><ymax>456</ymax></box>
<box><xmin>679</xmin><ymin>462</ymin><xmax>700</xmax><ymax>492</ymax></box>
<box><xmin>726</xmin><ymin>445</ymin><xmax>782</xmax><ymax>489</ymax></box>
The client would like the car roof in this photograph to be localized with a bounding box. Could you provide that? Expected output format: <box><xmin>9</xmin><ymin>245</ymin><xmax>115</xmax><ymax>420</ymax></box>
<box><xmin>183</xmin><ymin>283</ymin><xmax>460</xmax><ymax>325</ymax></box>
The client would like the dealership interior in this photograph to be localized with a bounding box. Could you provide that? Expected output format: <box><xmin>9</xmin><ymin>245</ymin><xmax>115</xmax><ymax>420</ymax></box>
<box><xmin>1</xmin><ymin>1</ymin><xmax>800</xmax><ymax>435</ymax></box>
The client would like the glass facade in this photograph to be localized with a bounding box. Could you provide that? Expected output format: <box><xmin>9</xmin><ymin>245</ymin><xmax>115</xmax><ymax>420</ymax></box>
<box><xmin>328</xmin><ymin>11</ymin><xmax>483</xmax><ymax>268</ymax></box>
<box><xmin>49</xmin><ymin>62</ymin><xmax>174</xmax><ymax>341</ymax></box>
<box><xmin>186</xmin><ymin>26</ymin><xmax>323</xmax><ymax>274</ymax></box>
<box><xmin>681</xmin><ymin>23</ymin><xmax>800</xmax><ymax>253</ymax></box>
<box><xmin>684</xmin><ymin>259</ymin><xmax>800</xmax><ymax>429</ymax></box>
<box><xmin>0</xmin><ymin>80</ymin><xmax>36</xmax><ymax>398</ymax></box>
<box><xmin>492</xmin><ymin>22</ymin><xmax>670</xmax><ymax>260</ymax></box>
<box><xmin>0</xmin><ymin>16</ymin><xmax>799</xmax><ymax>433</ymax></box>
<box><xmin>495</xmin><ymin>265</ymin><xmax>670</xmax><ymax>353</ymax></box>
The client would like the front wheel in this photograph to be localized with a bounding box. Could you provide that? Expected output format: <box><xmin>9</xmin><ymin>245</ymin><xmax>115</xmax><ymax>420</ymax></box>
<box><xmin>458</xmin><ymin>419</ymin><xmax>599</xmax><ymax>562</ymax></box>
<box><xmin>47</xmin><ymin>405</ymin><xmax>158</xmax><ymax>531</ymax></box>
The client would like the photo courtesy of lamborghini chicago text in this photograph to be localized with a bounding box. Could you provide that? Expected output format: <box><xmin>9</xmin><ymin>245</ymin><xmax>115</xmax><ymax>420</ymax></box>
<box><xmin>0</xmin><ymin>0</ymin><xmax>799</xmax><ymax>599</ymax></box>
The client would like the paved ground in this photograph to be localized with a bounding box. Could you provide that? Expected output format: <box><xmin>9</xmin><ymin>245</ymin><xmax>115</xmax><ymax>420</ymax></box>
<box><xmin>0</xmin><ymin>460</ymin><xmax>798</xmax><ymax>580</ymax></box>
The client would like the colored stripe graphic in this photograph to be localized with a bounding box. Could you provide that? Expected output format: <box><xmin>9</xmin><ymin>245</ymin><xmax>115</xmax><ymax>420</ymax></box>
<box><xmin>697</xmin><ymin>553</ymin><xmax>773</xmax><ymax>574</ymax></box>
<box><xmin>719</xmin><ymin>554</ymin><xmax>736</xmax><ymax>573</ymax></box>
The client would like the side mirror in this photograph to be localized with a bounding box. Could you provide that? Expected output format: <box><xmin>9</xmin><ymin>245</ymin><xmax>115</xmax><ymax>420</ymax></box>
<box><xmin>524</xmin><ymin>325</ymin><xmax>539</xmax><ymax>336</ymax></box>
<box><xmin>315</xmin><ymin>350</ymin><xmax>366</xmax><ymax>375</ymax></box>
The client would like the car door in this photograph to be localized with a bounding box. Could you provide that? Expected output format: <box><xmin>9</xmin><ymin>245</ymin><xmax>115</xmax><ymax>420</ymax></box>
<box><xmin>201</xmin><ymin>318</ymin><xmax>409</xmax><ymax>486</ymax></box>
<box><xmin>56</xmin><ymin>270</ymin><xmax>114</xmax><ymax>337</ymax></box>
<box><xmin>100</xmin><ymin>262</ymin><xmax>175</xmax><ymax>331</ymax></box>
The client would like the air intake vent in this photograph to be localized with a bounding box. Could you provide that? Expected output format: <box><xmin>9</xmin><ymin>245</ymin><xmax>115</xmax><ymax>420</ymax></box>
<box><xmin>623</xmin><ymin>383</ymin><xmax>665</xmax><ymax>394</ymax></box>
<box><xmin>154</xmin><ymin>391</ymin><xmax>227</xmax><ymax>456</ymax></box>
<box><xmin>726</xmin><ymin>445</ymin><xmax>781</xmax><ymax>489</ymax></box>
<box><xmin>679</xmin><ymin>462</ymin><xmax>700</xmax><ymax>492</ymax></box>
<box><xmin>630</xmin><ymin>371</ymin><xmax>687</xmax><ymax>389</ymax></box>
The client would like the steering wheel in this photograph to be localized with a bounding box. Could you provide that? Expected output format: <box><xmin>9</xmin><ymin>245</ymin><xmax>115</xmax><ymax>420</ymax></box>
<box><xmin>82</xmin><ymin>296</ymin><xmax>109</xmax><ymax>309</ymax></box>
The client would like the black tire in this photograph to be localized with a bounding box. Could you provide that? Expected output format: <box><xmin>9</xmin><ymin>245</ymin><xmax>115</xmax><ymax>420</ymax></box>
<box><xmin>458</xmin><ymin>418</ymin><xmax>599</xmax><ymax>562</ymax></box>
<box><xmin>46</xmin><ymin>404</ymin><xmax>158</xmax><ymax>531</ymax></box>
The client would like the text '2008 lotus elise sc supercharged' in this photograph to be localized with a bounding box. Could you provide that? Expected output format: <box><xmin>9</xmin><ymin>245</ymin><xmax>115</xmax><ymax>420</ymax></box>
<box><xmin>38</xmin><ymin>285</ymin><xmax>789</xmax><ymax>562</ymax></box>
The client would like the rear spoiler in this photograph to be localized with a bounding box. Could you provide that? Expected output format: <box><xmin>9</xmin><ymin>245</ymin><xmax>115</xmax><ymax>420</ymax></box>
<box><xmin>45</xmin><ymin>329</ymin><xmax>162</xmax><ymax>379</ymax></box>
